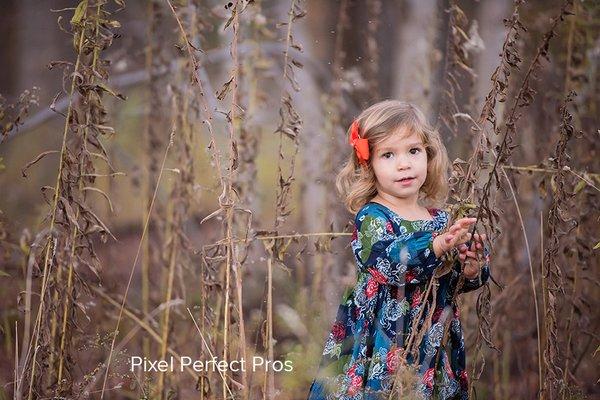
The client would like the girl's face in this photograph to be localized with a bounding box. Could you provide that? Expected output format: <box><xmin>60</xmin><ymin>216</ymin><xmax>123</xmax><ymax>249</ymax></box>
<box><xmin>370</xmin><ymin>128</ymin><xmax>428</xmax><ymax>204</ymax></box>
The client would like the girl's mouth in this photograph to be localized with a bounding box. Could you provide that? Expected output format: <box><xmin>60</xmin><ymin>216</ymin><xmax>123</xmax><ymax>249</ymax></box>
<box><xmin>395</xmin><ymin>177</ymin><xmax>415</xmax><ymax>185</ymax></box>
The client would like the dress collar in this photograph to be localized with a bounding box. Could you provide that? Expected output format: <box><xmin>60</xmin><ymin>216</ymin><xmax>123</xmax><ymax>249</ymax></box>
<box><xmin>366</xmin><ymin>201</ymin><xmax>448</xmax><ymax>231</ymax></box>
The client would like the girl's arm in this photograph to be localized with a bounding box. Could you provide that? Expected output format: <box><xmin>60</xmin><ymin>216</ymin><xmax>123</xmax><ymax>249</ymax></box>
<box><xmin>352</xmin><ymin>211</ymin><xmax>444</xmax><ymax>286</ymax></box>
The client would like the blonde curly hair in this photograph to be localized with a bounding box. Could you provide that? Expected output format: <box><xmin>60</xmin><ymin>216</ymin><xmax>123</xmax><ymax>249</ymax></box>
<box><xmin>335</xmin><ymin>100</ymin><xmax>450</xmax><ymax>214</ymax></box>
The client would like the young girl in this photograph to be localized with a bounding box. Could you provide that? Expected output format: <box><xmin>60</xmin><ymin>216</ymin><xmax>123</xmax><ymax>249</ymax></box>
<box><xmin>307</xmin><ymin>100</ymin><xmax>491</xmax><ymax>400</ymax></box>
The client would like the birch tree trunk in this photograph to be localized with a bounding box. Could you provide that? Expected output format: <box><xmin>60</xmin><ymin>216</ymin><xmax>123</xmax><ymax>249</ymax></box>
<box><xmin>392</xmin><ymin>0</ymin><xmax>438</xmax><ymax>117</ymax></box>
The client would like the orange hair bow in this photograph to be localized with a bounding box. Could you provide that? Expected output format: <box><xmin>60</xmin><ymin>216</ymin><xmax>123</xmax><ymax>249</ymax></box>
<box><xmin>349</xmin><ymin>120</ymin><xmax>369</xmax><ymax>165</ymax></box>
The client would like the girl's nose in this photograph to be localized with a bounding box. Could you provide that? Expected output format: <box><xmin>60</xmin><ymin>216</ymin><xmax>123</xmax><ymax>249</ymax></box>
<box><xmin>396</xmin><ymin>156</ymin><xmax>410</xmax><ymax>169</ymax></box>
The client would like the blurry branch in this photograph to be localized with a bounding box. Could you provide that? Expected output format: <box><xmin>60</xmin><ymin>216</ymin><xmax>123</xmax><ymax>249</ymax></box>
<box><xmin>499</xmin><ymin>164</ymin><xmax>594</xmax><ymax>176</ymax></box>
<box><xmin>500</xmin><ymin>164</ymin><xmax>600</xmax><ymax>193</ymax></box>
<box><xmin>6</xmin><ymin>42</ymin><xmax>327</xmax><ymax>144</ymax></box>
<box><xmin>251</xmin><ymin>231</ymin><xmax>350</xmax><ymax>241</ymax></box>
<box><xmin>0</xmin><ymin>88</ymin><xmax>40</xmax><ymax>143</ymax></box>
<box><xmin>200</xmin><ymin>231</ymin><xmax>352</xmax><ymax>249</ymax></box>
<box><xmin>199</xmin><ymin>153</ymin><xmax>600</xmax><ymax>248</ymax></box>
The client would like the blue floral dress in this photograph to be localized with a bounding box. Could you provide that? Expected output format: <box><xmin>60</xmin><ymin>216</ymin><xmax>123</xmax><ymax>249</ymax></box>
<box><xmin>307</xmin><ymin>201</ymin><xmax>491</xmax><ymax>400</ymax></box>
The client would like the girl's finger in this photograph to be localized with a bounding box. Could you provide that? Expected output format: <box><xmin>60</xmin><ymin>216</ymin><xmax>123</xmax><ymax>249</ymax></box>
<box><xmin>459</xmin><ymin>219</ymin><xmax>476</xmax><ymax>228</ymax></box>
<box><xmin>452</xmin><ymin>218</ymin><xmax>475</xmax><ymax>229</ymax></box>
<box><xmin>450</xmin><ymin>224</ymin><xmax>467</xmax><ymax>234</ymax></box>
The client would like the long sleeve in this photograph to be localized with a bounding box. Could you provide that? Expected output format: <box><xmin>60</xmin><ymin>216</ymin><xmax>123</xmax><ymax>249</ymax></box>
<box><xmin>352</xmin><ymin>210</ymin><xmax>444</xmax><ymax>287</ymax></box>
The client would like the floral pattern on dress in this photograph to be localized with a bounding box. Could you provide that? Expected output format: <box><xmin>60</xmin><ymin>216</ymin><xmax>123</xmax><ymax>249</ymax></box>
<box><xmin>307</xmin><ymin>202</ymin><xmax>491</xmax><ymax>400</ymax></box>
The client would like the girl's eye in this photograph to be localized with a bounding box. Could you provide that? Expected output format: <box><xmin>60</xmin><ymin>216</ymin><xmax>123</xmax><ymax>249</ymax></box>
<box><xmin>382</xmin><ymin>152</ymin><xmax>393</xmax><ymax>159</ymax></box>
<box><xmin>410</xmin><ymin>147</ymin><xmax>421</xmax><ymax>154</ymax></box>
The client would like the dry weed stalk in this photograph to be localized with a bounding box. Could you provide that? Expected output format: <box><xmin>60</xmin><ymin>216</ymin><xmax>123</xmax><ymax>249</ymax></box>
<box><xmin>17</xmin><ymin>1</ymin><xmax>124</xmax><ymax>398</ymax></box>
<box><xmin>388</xmin><ymin>0</ymin><xmax>576</xmax><ymax>396</ymax></box>
<box><xmin>140</xmin><ymin>0</ymin><xmax>168</xmax><ymax>379</ymax></box>
<box><xmin>261</xmin><ymin>0</ymin><xmax>306</xmax><ymax>397</ymax></box>
<box><xmin>459</xmin><ymin>1</ymin><xmax>574</xmax><ymax>395</ymax></box>
<box><xmin>437</xmin><ymin>0</ymin><xmax>478</xmax><ymax>137</ymax></box>
<box><xmin>541</xmin><ymin>91</ymin><xmax>577</xmax><ymax>400</ymax></box>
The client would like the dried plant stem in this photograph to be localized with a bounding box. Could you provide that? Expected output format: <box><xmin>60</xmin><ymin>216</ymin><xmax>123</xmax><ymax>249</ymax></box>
<box><xmin>56</xmin><ymin>4</ymin><xmax>105</xmax><ymax>390</ymax></box>
<box><xmin>500</xmin><ymin>164</ymin><xmax>600</xmax><ymax>183</ymax></box>
<box><xmin>14</xmin><ymin>322</ymin><xmax>18</xmax><ymax>398</ymax></box>
<box><xmin>47</xmin><ymin>247</ymin><xmax>62</xmax><ymax>388</ymax></box>
<box><xmin>140</xmin><ymin>0</ymin><xmax>157</xmax><ymax>373</ymax></box>
<box><xmin>253</xmin><ymin>231</ymin><xmax>351</xmax><ymax>241</ymax></box>
<box><xmin>199</xmin><ymin>259</ymin><xmax>208</xmax><ymax>399</ymax></box>
<box><xmin>233</xmin><ymin>256</ymin><xmax>249</xmax><ymax>399</ymax></box>
<box><xmin>223</xmin><ymin>207</ymin><xmax>233</xmax><ymax>400</ymax></box>
<box><xmin>187</xmin><ymin>308</ymin><xmax>236</xmax><ymax>398</ymax></box>
<box><xmin>460</xmin><ymin>1</ymin><xmax>524</xmax><ymax>199</ymax></box>
<box><xmin>563</xmin><ymin>0</ymin><xmax>577</xmax><ymax>94</ymax></box>
<box><xmin>263</xmin><ymin>255</ymin><xmax>275</xmax><ymax>399</ymax></box>
<box><xmin>56</xmin><ymin>238</ymin><xmax>75</xmax><ymax>385</ymax></box>
<box><xmin>540</xmin><ymin>211</ymin><xmax>548</xmax><ymax>394</ymax></box>
<box><xmin>100</xmin><ymin>126</ymin><xmax>176</xmax><ymax>399</ymax></box>
<box><xmin>164</xmin><ymin>2</ymin><xmax>236</xmax><ymax>395</ymax></box>
<box><xmin>24</xmin><ymin>6</ymin><xmax>89</xmax><ymax>398</ymax></box>
<box><xmin>261</xmin><ymin>0</ymin><xmax>306</xmax><ymax>397</ymax></box>
<box><xmin>561</xmin><ymin>203</ymin><xmax>581</xmax><ymax>398</ymax></box>
<box><xmin>163</xmin><ymin>0</ymin><xmax>223</xmax><ymax>182</ymax></box>
<box><xmin>541</xmin><ymin>92</ymin><xmax>576</xmax><ymax>400</ymax></box>
<box><xmin>92</xmin><ymin>287</ymin><xmax>199</xmax><ymax>382</ymax></box>
<box><xmin>204</xmin><ymin>231</ymin><xmax>352</xmax><ymax>251</ymax></box>
<box><xmin>388</xmin><ymin>276</ymin><xmax>437</xmax><ymax>398</ymax></box>
<box><xmin>156</xmin><ymin>95</ymin><xmax>180</xmax><ymax>398</ymax></box>
<box><xmin>469</xmin><ymin>0</ymin><xmax>574</xmax><ymax>236</ymax></box>
<box><xmin>221</xmin><ymin>0</ymin><xmax>242</xmax><ymax>397</ymax></box>
<box><xmin>16</xmin><ymin>233</ymin><xmax>42</xmax><ymax>400</ymax></box>
<box><xmin>157</xmin><ymin>224</ymin><xmax>178</xmax><ymax>398</ymax></box>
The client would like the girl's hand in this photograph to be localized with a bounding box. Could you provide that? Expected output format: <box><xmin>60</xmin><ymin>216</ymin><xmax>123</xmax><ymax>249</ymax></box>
<box><xmin>432</xmin><ymin>217</ymin><xmax>477</xmax><ymax>258</ymax></box>
<box><xmin>457</xmin><ymin>232</ymin><xmax>487</xmax><ymax>278</ymax></box>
